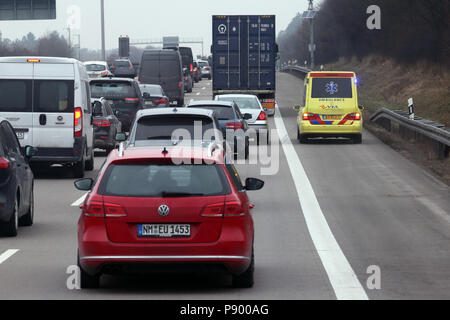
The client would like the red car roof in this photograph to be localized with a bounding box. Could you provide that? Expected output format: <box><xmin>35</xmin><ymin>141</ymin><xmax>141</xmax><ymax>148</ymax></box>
<box><xmin>108</xmin><ymin>146</ymin><xmax>225</xmax><ymax>164</ymax></box>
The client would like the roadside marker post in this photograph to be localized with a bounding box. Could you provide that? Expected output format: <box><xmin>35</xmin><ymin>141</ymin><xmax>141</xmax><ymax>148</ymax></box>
<box><xmin>408</xmin><ymin>98</ymin><xmax>414</xmax><ymax>120</ymax></box>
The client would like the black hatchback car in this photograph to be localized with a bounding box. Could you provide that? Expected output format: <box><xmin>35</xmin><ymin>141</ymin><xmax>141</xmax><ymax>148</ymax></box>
<box><xmin>90</xmin><ymin>78</ymin><xmax>143</xmax><ymax>132</ymax></box>
<box><xmin>187</xmin><ymin>101</ymin><xmax>252</xmax><ymax>159</ymax></box>
<box><xmin>0</xmin><ymin>118</ymin><xmax>35</xmax><ymax>237</ymax></box>
<box><xmin>91</xmin><ymin>98</ymin><xmax>122</xmax><ymax>154</ymax></box>
<box><xmin>110</xmin><ymin>59</ymin><xmax>136</xmax><ymax>79</ymax></box>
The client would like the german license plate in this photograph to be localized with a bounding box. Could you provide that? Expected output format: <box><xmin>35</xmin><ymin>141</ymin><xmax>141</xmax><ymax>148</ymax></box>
<box><xmin>145</xmin><ymin>101</ymin><xmax>154</xmax><ymax>105</ymax></box>
<box><xmin>322</xmin><ymin>115</ymin><xmax>342</xmax><ymax>120</ymax></box>
<box><xmin>138</xmin><ymin>224</ymin><xmax>191</xmax><ymax>238</ymax></box>
<box><xmin>16</xmin><ymin>132</ymin><xmax>24</xmax><ymax>140</ymax></box>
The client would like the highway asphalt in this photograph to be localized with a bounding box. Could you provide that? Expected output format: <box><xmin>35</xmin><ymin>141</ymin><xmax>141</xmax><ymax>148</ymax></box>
<box><xmin>0</xmin><ymin>74</ymin><xmax>448</xmax><ymax>300</ymax></box>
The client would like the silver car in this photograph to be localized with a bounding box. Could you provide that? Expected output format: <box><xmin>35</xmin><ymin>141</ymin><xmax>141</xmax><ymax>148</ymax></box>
<box><xmin>215</xmin><ymin>94</ymin><xmax>269</xmax><ymax>145</ymax></box>
<box><xmin>84</xmin><ymin>61</ymin><xmax>113</xmax><ymax>78</ymax></box>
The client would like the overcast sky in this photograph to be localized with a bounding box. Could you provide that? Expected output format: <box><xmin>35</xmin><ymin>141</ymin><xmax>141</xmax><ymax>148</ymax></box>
<box><xmin>0</xmin><ymin>0</ymin><xmax>310</xmax><ymax>57</ymax></box>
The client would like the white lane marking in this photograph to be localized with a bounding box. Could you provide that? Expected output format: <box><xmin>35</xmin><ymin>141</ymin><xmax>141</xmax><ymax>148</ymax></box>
<box><xmin>0</xmin><ymin>249</ymin><xmax>19</xmax><ymax>264</ymax></box>
<box><xmin>274</xmin><ymin>104</ymin><xmax>369</xmax><ymax>300</ymax></box>
<box><xmin>196</xmin><ymin>92</ymin><xmax>201</xmax><ymax>96</ymax></box>
<box><xmin>71</xmin><ymin>193</ymin><xmax>88</xmax><ymax>207</ymax></box>
<box><xmin>202</xmin><ymin>87</ymin><xmax>206</xmax><ymax>90</ymax></box>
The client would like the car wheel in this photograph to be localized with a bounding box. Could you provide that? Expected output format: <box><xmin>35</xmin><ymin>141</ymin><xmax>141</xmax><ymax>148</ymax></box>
<box><xmin>1</xmin><ymin>196</ymin><xmax>19</xmax><ymax>237</ymax></box>
<box><xmin>73</xmin><ymin>154</ymin><xmax>86</xmax><ymax>179</ymax></box>
<box><xmin>78</xmin><ymin>255</ymin><xmax>100</xmax><ymax>289</ymax></box>
<box><xmin>232</xmin><ymin>249</ymin><xmax>254</xmax><ymax>288</ymax></box>
<box><xmin>19</xmin><ymin>186</ymin><xmax>34</xmax><ymax>227</ymax></box>
<box><xmin>352</xmin><ymin>134</ymin><xmax>362</xmax><ymax>144</ymax></box>
<box><xmin>85</xmin><ymin>147</ymin><xmax>94</xmax><ymax>171</ymax></box>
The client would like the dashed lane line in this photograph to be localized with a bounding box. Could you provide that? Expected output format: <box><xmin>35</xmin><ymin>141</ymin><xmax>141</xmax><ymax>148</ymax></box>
<box><xmin>0</xmin><ymin>249</ymin><xmax>19</xmax><ymax>265</ymax></box>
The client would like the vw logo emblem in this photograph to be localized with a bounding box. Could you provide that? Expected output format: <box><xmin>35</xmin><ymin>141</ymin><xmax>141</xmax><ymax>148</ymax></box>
<box><xmin>57</xmin><ymin>116</ymin><xmax>63</xmax><ymax>121</ymax></box>
<box><xmin>158</xmin><ymin>205</ymin><xmax>170</xmax><ymax>217</ymax></box>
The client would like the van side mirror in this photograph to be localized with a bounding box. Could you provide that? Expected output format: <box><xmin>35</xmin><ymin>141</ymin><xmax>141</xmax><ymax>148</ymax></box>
<box><xmin>245</xmin><ymin>178</ymin><xmax>265</xmax><ymax>191</ymax></box>
<box><xmin>74</xmin><ymin>178</ymin><xmax>93</xmax><ymax>191</ymax></box>
<box><xmin>24</xmin><ymin>146</ymin><xmax>38</xmax><ymax>159</ymax></box>
<box><xmin>359</xmin><ymin>105</ymin><xmax>365</xmax><ymax>111</ymax></box>
<box><xmin>293</xmin><ymin>105</ymin><xmax>302</xmax><ymax>111</ymax></box>
<box><xmin>116</xmin><ymin>132</ymin><xmax>127</xmax><ymax>142</ymax></box>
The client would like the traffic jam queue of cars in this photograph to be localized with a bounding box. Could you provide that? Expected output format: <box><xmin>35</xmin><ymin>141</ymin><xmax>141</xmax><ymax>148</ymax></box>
<box><xmin>0</xmin><ymin>53</ymin><xmax>362</xmax><ymax>289</ymax></box>
<box><xmin>0</xmin><ymin>55</ymin><xmax>267</xmax><ymax>289</ymax></box>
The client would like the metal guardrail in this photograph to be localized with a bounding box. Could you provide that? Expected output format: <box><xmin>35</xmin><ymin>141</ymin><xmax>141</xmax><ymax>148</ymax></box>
<box><xmin>370</xmin><ymin>108</ymin><xmax>450</xmax><ymax>159</ymax></box>
<box><xmin>280</xmin><ymin>66</ymin><xmax>449</xmax><ymax>159</ymax></box>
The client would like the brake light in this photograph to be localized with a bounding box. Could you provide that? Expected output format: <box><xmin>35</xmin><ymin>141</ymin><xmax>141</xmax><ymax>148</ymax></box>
<box><xmin>0</xmin><ymin>157</ymin><xmax>10</xmax><ymax>169</ymax></box>
<box><xmin>93</xmin><ymin>120</ymin><xmax>111</xmax><ymax>127</ymax></box>
<box><xmin>201</xmin><ymin>203</ymin><xmax>224</xmax><ymax>217</ymax></box>
<box><xmin>179</xmin><ymin>82</ymin><xmax>183</xmax><ymax>88</ymax></box>
<box><xmin>104</xmin><ymin>203</ymin><xmax>127</xmax><ymax>218</ymax></box>
<box><xmin>74</xmin><ymin>107</ymin><xmax>83</xmax><ymax>137</ymax></box>
<box><xmin>258</xmin><ymin>111</ymin><xmax>267</xmax><ymax>121</ymax></box>
<box><xmin>82</xmin><ymin>200</ymin><xmax>127</xmax><ymax>218</ymax></box>
<box><xmin>338</xmin><ymin>113</ymin><xmax>361</xmax><ymax>125</ymax></box>
<box><xmin>129</xmin><ymin>66</ymin><xmax>133</xmax><ymax>70</ymax></box>
<box><xmin>226</xmin><ymin>122</ymin><xmax>243</xmax><ymax>130</ymax></box>
<box><xmin>200</xmin><ymin>201</ymin><xmax>244</xmax><ymax>218</ymax></box>
<box><xmin>205</xmin><ymin>67</ymin><xmax>210</xmax><ymax>71</ymax></box>
<box><xmin>223</xmin><ymin>202</ymin><xmax>244</xmax><ymax>217</ymax></box>
<box><xmin>190</xmin><ymin>64</ymin><xmax>193</xmax><ymax>71</ymax></box>
<box><xmin>125</xmin><ymin>98</ymin><xmax>139</xmax><ymax>103</ymax></box>
<box><xmin>154</xmin><ymin>98</ymin><xmax>167</xmax><ymax>104</ymax></box>
<box><xmin>27</xmin><ymin>59</ymin><xmax>40</xmax><ymax>63</ymax></box>
<box><xmin>302</xmin><ymin>113</ymin><xmax>320</xmax><ymax>121</ymax></box>
<box><xmin>83</xmin><ymin>201</ymin><xmax>104</xmax><ymax>217</ymax></box>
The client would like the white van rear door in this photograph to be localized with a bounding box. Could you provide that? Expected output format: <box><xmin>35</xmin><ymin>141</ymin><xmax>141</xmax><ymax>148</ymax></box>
<box><xmin>0</xmin><ymin>62</ymin><xmax>34</xmax><ymax>147</ymax></box>
<box><xmin>33</xmin><ymin>63</ymin><xmax>75</xmax><ymax>149</ymax></box>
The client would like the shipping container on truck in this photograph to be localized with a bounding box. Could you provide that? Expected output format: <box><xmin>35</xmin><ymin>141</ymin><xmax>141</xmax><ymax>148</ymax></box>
<box><xmin>212</xmin><ymin>15</ymin><xmax>277</xmax><ymax>113</ymax></box>
<box><xmin>119</xmin><ymin>36</ymin><xmax>130</xmax><ymax>58</ymax></box>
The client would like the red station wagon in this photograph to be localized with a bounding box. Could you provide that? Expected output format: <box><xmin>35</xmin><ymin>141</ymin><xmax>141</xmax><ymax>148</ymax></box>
<box><xmin>75</xmin><ymin>146</ymin><xmax>264</xmax><ymax>289</ymax></box>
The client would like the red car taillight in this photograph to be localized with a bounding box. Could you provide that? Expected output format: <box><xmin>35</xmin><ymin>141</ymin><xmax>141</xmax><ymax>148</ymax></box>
<box><xmin>178</xmin><ymin>81</ymin><xmax>183</xmax><ymax>88</ymax></box>
<box><xmin>93</xmin><ymin>120</ymin><xmax>111</xmax><ymax>127</ymax></box>
<box><xmin>74</xmin><ymin>107</ymin><xmax>83</xmax><ymax>137</ymax></box>
<box><xmin>258</xmin><ymin>111</ymin><xmax>267</xmax><ymax>121</ymax></box>
<box><xmin>83</xmin><ymin>200</ymin><xmax>127</xmax><ymax>218</ymax></box>
<box><xmin>83</xmin><ymin>201</ymin><xmax>104</xmax><ymax>217</ymax></box>
<box><xmin>154</xmin><ymin>98</ymin><xmax>167</xmax><ymax>104</ymax></box>
<box><xmin>226</xmin><ymin>122</ymin><xmax>243</xmax><ymax>130</ymax></box>
<box><xmin>104</xmin><ymin>203</ymin><xmax>127</xmax><ymax>218</ymax></box>
<box><xmin>302</xmin><ymin>113</ymin><xmax>320</xmax><ymax>121</ymax></box>
<box><xmin>0</xmin><ymin>157</ymin><xmax>10</xmax><ymax>169</ymax></box>
<box><xmin>201</xmin><ymin>201</ymin><xmax>244</xmax><ymax>218</ymax></box>
<box><xmin>337</xmin><ymin>113</ymin><xmax>361</xmax><ymax>125</ymax></box>
<box><xmin>125</xmin><ymin>98</ymin><xmax>139</xmax><ymax>103</ymax></box>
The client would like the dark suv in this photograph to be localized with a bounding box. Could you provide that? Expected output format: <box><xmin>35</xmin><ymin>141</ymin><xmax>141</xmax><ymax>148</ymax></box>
<box><xmin>90</xmin><ymin>78</ymin><xmax>143</xmax><ymax>132</ymax></box>
<box><xmin>0</xmin><ymin>118</ymin><xmax>35</xmax><ymax>237</ymax></box>
<box><xmin>110</xmin><ymin>59</ymin><xmax>136</xmax><ymax>79</ymax></box>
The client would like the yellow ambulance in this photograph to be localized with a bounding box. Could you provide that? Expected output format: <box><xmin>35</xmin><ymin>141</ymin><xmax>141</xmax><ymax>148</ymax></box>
<box><xmin>294</xmin><ymin>71</ymin><xmax>363</xmax><ymax>144</ymax></box>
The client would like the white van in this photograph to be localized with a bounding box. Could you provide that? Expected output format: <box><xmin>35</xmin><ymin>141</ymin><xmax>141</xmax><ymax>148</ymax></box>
<box><xmin>0</xmin><ymin>57</ymin><xmax>94</xmax><ymax>178</ymax></box>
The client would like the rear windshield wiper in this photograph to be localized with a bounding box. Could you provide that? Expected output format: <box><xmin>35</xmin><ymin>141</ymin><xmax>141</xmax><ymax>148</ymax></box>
<box><xmin>161</xmin><ymin>192</ymin><xmax>205</xmax><ymax>198</ymax></box>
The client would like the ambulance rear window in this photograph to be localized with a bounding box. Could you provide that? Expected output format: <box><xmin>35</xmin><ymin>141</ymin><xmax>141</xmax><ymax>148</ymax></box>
<box><xmin>311</xmin><ymin>78</ymin><xmax>353</xmax><ymax>99</ymax></box>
